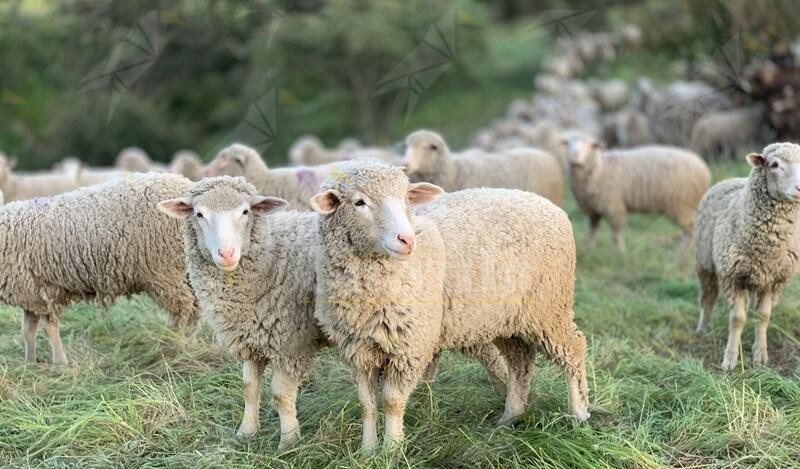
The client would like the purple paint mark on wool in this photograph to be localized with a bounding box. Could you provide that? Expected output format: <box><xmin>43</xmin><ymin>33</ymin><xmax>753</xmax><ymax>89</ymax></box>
<box><xmin>296</xmin><ymin>169</ymin><xmax>317</xmax><ymax>190</ymax></box>
<box><xmin>28</xmin><ymin>197</ymin><xmax>52</xmax><ymax>208</ymax></box>
<box><xmin>602</xmin><ymin>152</ymin><xmax>619</xmax><ymax>163</ymax></box>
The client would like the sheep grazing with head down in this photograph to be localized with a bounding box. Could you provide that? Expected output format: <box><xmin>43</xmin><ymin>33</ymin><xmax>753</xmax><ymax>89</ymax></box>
<box><xmin>158</xmin><ymin>176</ymin><xmax>508</xmax><ymax>451</ymax></box>
<box><xmin>205</xmin><ymin>143</ymin><xmax>331</xmax><ymax>210</ymax></box>
<box><xmin>312</xmin><ymin>159</ymin><xmax>589</xmax><ymax>454</ymax></box>
<box><xmin>403</xmin><ymin>130</ymin><xmax>564</xmax><ymax>206</ymax></box>
<box><xmin>694</xmin><ymin>143</ymin><xmax>800</xmax><ymax>370</ymax></box>
<box><xmin>0</xmin><ymin>173</ymin><xmax>199</xmax><ymax>365</ymax></box>
<box><xmin>565</xmin><ymin>135</ymin><xmax>711</xmax><ymax>253</ymax></box>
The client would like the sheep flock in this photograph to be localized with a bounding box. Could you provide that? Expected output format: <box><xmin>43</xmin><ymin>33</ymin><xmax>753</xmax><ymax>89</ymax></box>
<box><xmin>4</xmin><ymin>22</ymin><xmax>800</xmax><ymax>458</ymax></box>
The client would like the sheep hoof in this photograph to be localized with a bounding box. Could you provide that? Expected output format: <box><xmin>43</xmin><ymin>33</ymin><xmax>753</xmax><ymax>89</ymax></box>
<box><xmin>752</xmin><ymin>351</ymin><xmax>768</xmax><ymax>367</ymax></box>
<box><xmin>695</xmin><ymin>324</ymin><xmax>707</xmax><ymax>334</ymax></box>
<box><xmin>496</xmin><ymin>413</ymin><xmax>524</xmax><ymax>428</ymax></box>
<box><xmin>278</xmin><ymin>429</ymin><xmax>301</xmax><ymax>452</ymax></box>
<box><xmin>361</xmin><ymin>443</ymin><xmax>377</xmax><ymax>458</ymax></box>
<box><xmin>573</xmin><ymin>408</ymin><xmax>591</xmax><ymax>422</ymax></box>
<box><xmin>720</xmin><ymin>356</ymin><xmax>738</xmax><ymax>371</ymax></box>
<box><xmin>236</xmin><ymin>424</ymin><xmax>258</xmax><ymax>439</ymax></box>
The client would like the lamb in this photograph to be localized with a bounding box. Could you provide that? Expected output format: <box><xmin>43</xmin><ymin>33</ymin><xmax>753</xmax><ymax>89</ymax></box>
<box><xmin>116</xmin><ymin>146</ymin><xmax>167</xmax><ymax>172</ymax></box>
<box><xmin>2</xmin><ymin>173</ymin><xmax>199</xmax><ymax>365</ymax></box>
<box><xmin>403</xmin><ymin>130</ymin><xmax>564</xmax><ymax>206</ymax></box>
<box><xmin>170</xmin><ymin>150</ymin><xmax>204</xmax><ymax>181</ymax></box>
<box><xmin>694</xmin><ymin>143</ymin><xmax>800</xmax><ymax>370</ymax></box>
<box><xmin>0</xmin><ymin>153</ymin><xmax>82</xmax><ymax>201</ymax></box>
<box><xmin>311</xmin><ymin>159</ymin><xmax>589</xmax><ymax>454</ymax></box>
<box><xmin>564</xmin><ymin>135</ymin><xmax>711</xmax><ymax>252</ymax></box>
<box><xmin>204</xmin><ymin>143</ymin><xmax>331</xmax><ymax>210</ymax></box>
<box><xmin>690</xmin><ymin>106</ymin><xmax>768</xmax><ymax>158</ymax></box>
<box><xmin>157</xmin><ymin>176</ymin><xmax>509</xmax><ymax>451</ymax></box>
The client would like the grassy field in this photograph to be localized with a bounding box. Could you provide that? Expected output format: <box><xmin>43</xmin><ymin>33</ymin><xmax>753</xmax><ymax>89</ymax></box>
<box><xmin>2</xmin><ymin>160</ymin><xmax>800</xmax><ymax>468</ymax></box>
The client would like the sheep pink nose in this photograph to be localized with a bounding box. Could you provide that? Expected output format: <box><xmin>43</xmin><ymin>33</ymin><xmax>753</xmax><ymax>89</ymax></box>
<box><xmin>397</xmin><ymin>234</ymin><xmax>415</xmax><ymax>250</ymax></box>
<box><xmin>218</xmin><ymin>248</ymin><xmax>236</xmax><ymax>261</ymax></box>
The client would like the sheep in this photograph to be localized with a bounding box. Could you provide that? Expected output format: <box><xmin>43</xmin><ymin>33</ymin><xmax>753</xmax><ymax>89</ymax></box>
<box><xmin>170</xmin><ymin>150</ymin><xmax>204</xmax><ymax>181</ymax></box>
<box><xmin>564</xmin><ymin>135</ymin><xmax>711</xmax><ymax>252</ymax></box>
<box><xmin>690</xmin><ymin>106</ymin><xmax>768</xmax><ymax>158</ymax></box>
<box><xmin>534</xmin><ymin>73</ymin><xmax>562</xmax><ymax>95</ymax></box>
<box><xmin>288</xmin><ymin>135</ymin><xmax>335</xmax><ymax>166</ymax></box>
<box><xmin>403</xmin><ymin>130</ymin><xmax>564</xmax><ymax>206</ymax></box>
<box><xmin>157</xmin><ymin>176</ymin><xmax>509</xmax><ymax>451</ymax></box>
<box><xmin>0</xmin><ymin>153</ymin><xmax>82</xmax><ymax>202</ymax></box>
<box><xmin>694</xmin><ymin>143</ymin><xmax>800</xmax><ymax>370</ymax></box>
<box><xmin>590</xmin><ymin>79</ymin><xmax>629</xmax><ymax>112</ymax></box>
<box><xmin>311</xmin><ymin>159</ymin><xmax>589</xmax><ymax>453</ymax></box>
<box><xmin>2</xmin><ymin>173</ymin><xmax>199</xmax><ymax>365</ymax></box>
<box><xmin>602</xmin><ymin>110</ymin><xmax>653</xmax><ymax>148</ymax></box>
<box><xmin>204</xmin><ymin>143</ymin><xmax>331</xmax><ymax>210</ymax></box>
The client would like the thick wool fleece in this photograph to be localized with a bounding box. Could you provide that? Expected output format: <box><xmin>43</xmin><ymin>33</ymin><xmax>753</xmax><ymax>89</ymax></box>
<box><xmin>570</xmin><ymin>145</ymin><xmax>711</xmax><ymax>234</ymax></box>
<box><xmin>405</xmin><ymin>131</ymin><xmax>564</xmax><ymax>206</ymax></box>
<box><xmin>2</xmin><ymin>173</ymin><xmax>199</xmax><ymax>357</ymax></box>
<box><xmin>0</xmin><ymin>161</ymin><xmax>82</xmax><ymax>202</ymax></box>
<box><xmin>205</xmin><ymin>144</ymin><xmax>331</xmax><ymax>210</ymax></box>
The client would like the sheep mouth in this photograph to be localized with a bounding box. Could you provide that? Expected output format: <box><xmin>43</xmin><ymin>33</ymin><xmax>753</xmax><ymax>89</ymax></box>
<box><xmin>382</xmin><ymin>244</ymin><xmax>413</xmax><ymax>260</ymax></box>
<box><xmin>215</xmin><ymin>259</ymin><xmax>240</xmax><ymax>272</ymax></box>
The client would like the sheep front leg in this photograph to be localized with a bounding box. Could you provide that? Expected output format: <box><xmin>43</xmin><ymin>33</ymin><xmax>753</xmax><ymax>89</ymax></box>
<box><xmin>721</xmin><ymin>292</ymin><xmax>746</xmax><ymax>371</ymax></box>
<box><xmin>355</xmin><ymin>367</ymin><xmax>380</xmax><ymax>457</ymax></box>
<box><xmin>752</xmin><ymin>293</ymin><xmax>773</xmax><ymax>366</ymax></box>
<box><xmin>696</xmin><ymin>271</ymin><xmax>718</xmax><ymax>333</ymax></box>
<box><xmin>22</xmin><ymin>310</ymin><xmax>40</xmax><ymax>363</ymax></box>
<box><xmin>607</xmin><ymin>212</ymin><xmax>626</xmax><ymax>253</ymax></box>
<box><xmin>42</xmin><ymin>315</ymin><xmax>67</xmax><ymax>365</ymax></box>
<box><xmin>586</xmin><ymin>214</ymin><xmax>601</xmax><ymax>249</ymax></box>
<box><xmin>383</xmin><ymin>367</ymin><xmax>422</xmax><ymax>450</ymax></box>
<box><xmin>237</xmin><ymin>359</ymin><xmax>266</xmax><ymax>438</ymax></box>
<box><xmin>272</xmin><ymin>368</ymin><xmax>302</xmax><ymax>451</ymax></box>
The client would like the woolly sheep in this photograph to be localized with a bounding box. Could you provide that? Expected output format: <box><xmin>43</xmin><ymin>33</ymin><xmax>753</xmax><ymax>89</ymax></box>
<box><xmin>565</xmin><ymin>135</ymin><xmax>711</xmax><ymax>252</ymax></box>
<box><xmin>311</xmin><ymin>160</ymin><xmax>589</xmax><ymax>453</ymax></box>
<box><xmin>403</xmin><ymin>130</ymin><xmax>564</xmax><ymax>206</ymax></box>
<box><xmin>690</xmin><ymin>106</ymin><xmax>768</xmax><ymax>158</ymax></box>
<box><xmin>601</xmin><ymin>110</ymin><xmax>653</xmax><ymax>148</ymax></box>
<box><xmin>288</xmin><ymin>135</ymin><xmax>335</xmax><ymax>167</ymax></box>
<box><xmin>590</xmin><ymin>79</ymin><xmax>629</xmax><ymax>112</ymax></box>
<box><xmin>115</xmin><ymin>146</ymin><xmax>166</xmax><ymax>172</ymax></box>
<box><xmin>0</xmin><ymin>154</ymin><xmax>82</xmax><ymax>202</ymax></box>
<box><xmin>3</xmin><ymin>173</ymin><xmax>199</xmax><ymax>365</ymax></box>
<box><xmin>694</xmin><ymin>143</ymin><xmax>800</xmax><ymax>370</ymax></box>
<box><xmin>170</xmin><ymin>150</ymin><xmax>204</xmax><ymax>181</ymax></box>
<box><xmin>204</xmin><ymin>143</ymin><xmax>331</xmax><ymax>210</ymax></box>
<box><xmin>158</xmin><ymin>176</ymin><xmax>508</xmax><ymax>450</ymax></box>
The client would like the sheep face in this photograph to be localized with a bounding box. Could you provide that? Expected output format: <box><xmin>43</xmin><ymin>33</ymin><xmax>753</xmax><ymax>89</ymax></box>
<box><xmin>290</xmin><ymin>137</ymin><xmax>325</xmax><ymax>164</ymax></box>
<box><xmin>205</xmin><ymin>144</ymin><xmax>263</xmax><ymax>178</ymax></box>
<box><xmin>403</xmin><ymin>131</ymin><xmax>448</xmax><ymax>175</ymax></box>
<box><xmin>311</xmin><ymin>164</ymin><xmax>442</xmax><ymax>259</ymax></box>
<box><xmin>565</xmin><ymin>136</ymin><xmax>602</xmax><ymax>166</ymax></box>
<box><xmin>171</xmin><ymin>151</ymin><xmax>203</xmax><ymax>180</ymax></box>
<box><xmin>116</xmin><ymin>147</ymin><xmax>151</xmax><ymax>172</ymax></box>
<box><xmin>747</xmin><ymin>148</ymin><xmax>800</xmax><ymax>202</ymax></box>
<box><xmin>158</xmin><ymin>182</ymin><xmax>288</xmax><ymax>271</ymax></box>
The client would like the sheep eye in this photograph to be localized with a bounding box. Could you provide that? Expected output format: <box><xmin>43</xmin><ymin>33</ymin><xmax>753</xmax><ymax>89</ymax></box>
<box><xmin>196</xmin><ymin>212</ymin><xmax>204</xmax><ymax>219</ymax></box>
<box><xmin>354</xmin><ymin>199</ymin><xmax>366</xmax><ymax>207</ymax></box>
<box><xmin>769</xmin><ymin>161</ymin><xmax>780</xmax><ymax>169</ymax></box>
<box><xmin>429</xmin><ymin>144</ymin><xmax>438</xmax><ymax>151</ymax></box>
<box><xmin>242</xmin><ymin>209</ymin><xmax>249</xmax><ymax>216</ymax></box>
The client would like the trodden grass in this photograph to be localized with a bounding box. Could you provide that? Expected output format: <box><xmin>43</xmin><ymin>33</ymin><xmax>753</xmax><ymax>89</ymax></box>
<box><xmin>1</xmin><ymin>160</ymin><xmax>800</xmax><ymax>468</ymax></box>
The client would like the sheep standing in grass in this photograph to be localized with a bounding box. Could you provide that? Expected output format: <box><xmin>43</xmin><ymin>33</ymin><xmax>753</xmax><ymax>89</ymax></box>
<box><xmin>311</xmin><ymin>160</ymin><xmax>589</xmax><ymax>454</ymax></box>
<box><xmin>205</xmin><ymin>143</ymin><xmax>331</xmax><ymax>210</ymax></box>
<box><xmin>170</xmin><ymin>150</ymin><xmax>204</xmax><ymax>181</ymax></box>
<box><xmin>404</xmin><ymin>130</ymin><xmax>564</xmax><ymax>206</ymax></box>
<box><xmin>158</xmin><ymin>176</ymin><xmax>508</xmax><ymax>451</ymax></box>
<box><xmin>690</xmin><ymin>107</ymin><xmax>768</xmax><ymax>158</ymax></box>
<box><xmin>1</xmin><ymin>173</ymin><xmax>199</xmax><ymax>365</ymax></box>
<box><xmin>694</xmin><ymin>143</ymin><xmax>800</xmax><ymax>370</ymax></box>
<box><xmin>0</xmin><ymin>154</ymin><xmax>82</xmax><ymax>201</ymax></box>
<box><xmin>565</xmin><ymin>136</ymin><xmax>710</xmax><ymax>252</ymax></box>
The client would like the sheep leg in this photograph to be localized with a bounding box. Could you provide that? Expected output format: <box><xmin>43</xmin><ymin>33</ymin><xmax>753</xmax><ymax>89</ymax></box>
<box><xmin>531</xmin><ymin>322</ymin><xmax>590</xmax><ymax>421</ymax></box>
<box><xmin>751</xmin><ymin>293</ymin><xmax>773</xmax><ymax>366</ymax></box>
<box><xmin>42</xmin><ymin>315</ymin><xmax>68</xmax><ymax>365</ymax></box>
<box><xmin>607</xmin><ymin>213</ymin><xmax>626</xmax><ymax>253</ymax></box>
<box><xmin>237</xmin><ymin>359</ymin><xmax>266</xmax><ymax>438</ymax></box>
<box><xmin>696</xmin><ymin>271</ymin><xmax>718</xmax><ymax>333</ymax></box>
<box><xmin>22</xmin><ymin>310</ymin><xmax>39</xmax><ymax>363</ymax></box>
<box><xmin>272</xmin><ymin>368</ymin><xmax>302</xmax><ymax>451</ymax></box>
<box><xmin>494</xmin><ymin>337</ymin><xmax>535</xmax><ymax>427</ymax></box>
<box><xmin>458</xmin><ymin>344</ymin><xmax>508</xmax><ymax>396</ymax></box>
<box><xmin>420</xmin><ymin>352</ymin><xmax>441</xmax><ymax>385</ymax></box>
<box><xmin>721</xmin><ymin>292</ymin><xmax>746</xmax><ymax>371</ymax></box>
<box><xmin>586</xmin><ymin>214</ymin><xmax>601</xmax><ymax>249</ymax></box>
<box><xmin>355</xmin><ymin>367</ymin><xmax>380</xmax><ymax>456</ymax></box>
<box><xmin>383</xmin><ymin>369</ymin><xmax>420</xmax><ymax>450</ymax></box>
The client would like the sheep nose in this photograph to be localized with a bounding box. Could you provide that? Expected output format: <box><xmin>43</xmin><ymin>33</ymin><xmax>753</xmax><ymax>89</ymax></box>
<box><xmin>397</xmin><ymin>233</ymin><xmax>415</xmax><ymax>250</ymax></box>
<box><xmin>218</xmin><ymin>248</ymin><xmax>235</xmax><ymax>260</ymax></box>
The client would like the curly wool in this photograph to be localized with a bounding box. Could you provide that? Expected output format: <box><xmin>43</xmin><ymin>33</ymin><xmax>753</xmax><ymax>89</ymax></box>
<box><xmin>569</xmin><ymin>144</ymin><xmax>711</xmax><ymax>235</ymax></box>
<box><xmin>405</xmin><ymin>130</ymin><xmax>564</xmax><ymax>206</ymax></box>
<box><xmin>0</xmin><ymin>173</ymin><xmax>199</xmax><ymax>351</ymax></box>
<box><xmin>205</xmin><ymin>144</ymin><xmax>331</xmax><ymax>210</ymax></box>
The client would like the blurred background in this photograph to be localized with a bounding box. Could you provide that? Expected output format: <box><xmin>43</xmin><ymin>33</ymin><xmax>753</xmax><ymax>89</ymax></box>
<box><xmin>2</xmin><ymin>0</ymin><xmax>800</xmax><ymax>169</ymax></box>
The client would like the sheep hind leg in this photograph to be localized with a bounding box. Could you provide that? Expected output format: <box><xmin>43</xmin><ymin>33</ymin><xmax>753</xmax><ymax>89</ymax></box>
<box><xmin>721</xmin><ymin>292</ymin><xmax>746</xmax><ymax>371</ymax></box>
<box><xmin>752</xmin><ymin>293</ymin><xmax>773</xmax><ymax>366</ymax></box>
<box><xmin>237</xmin><ymin>359</ymin><xmax>266</xmax><ymax>438</ymax></box>
<box><xmin>42</xmin><ymin>315</ymin><xmax>68</xmax><ymax>365</ymax></box>
<box><xmin>607</xmin><ymin>213</ymin><xmax>626</xmax><ymax>253</ymax></box>
<box><xmin>22</xmin><ymin>310</ymin><xmax>40</xmax><ymax>363</ymax></box>
<box><xmin>532</xmin><ymin>322</ymin><xmax>590</xmax><ymax>421</ymax></box>
<box><xmin>458</xmin><ymin>344</ymin><xmax>508</xmax><ymax>396</ymax></box>
<box><xmin>494</xmin><ymin>337</ymin><xmax>535</xmax><ymax>427</ymax></box>
<box><xmin>696</xmin><ymin>271</ymin><xmax>718</xmax><ymax>333</ymax></box>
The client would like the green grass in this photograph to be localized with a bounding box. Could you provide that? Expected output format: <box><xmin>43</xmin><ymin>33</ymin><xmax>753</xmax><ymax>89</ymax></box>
<box><xmin>2</xmin><ymin>161</ymin><xmax>800</xmax><ymax>467</ymax></box>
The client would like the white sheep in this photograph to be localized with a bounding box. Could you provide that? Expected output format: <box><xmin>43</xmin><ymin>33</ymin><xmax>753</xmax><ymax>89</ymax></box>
<box><xmin>0</xmin><ymin>154</ymin><xmax>82</xmax><ymax>202</ymax></box>
<box><xmin>2</xmin><ymin>173</ymin><xmax>199</xmax><ymax>365</ymax></box>
<box><xmin>690</xmin><ymin>106</ymin><xmax>768</xmax><ymax>158</ymax></box>
<box><xmin>115</xmin><ymin>146</ymin><xmax>167</xmax><ymax>172</ymax></box>
<box><xmin>204</xmin><ymin>143</ymin><xmax>331</xmax><ymax>210</ymax></box>
<box><xmin>694</xmin><ymin>143</ymin><xmax>800</xmax><ymax>370</ymax></box>
<box><xmin>565</xmin><ymin>135</ymin><xmax>711</xmax><ymax>252</ymax></box>
<box><xmin>169</xmin><ymin>150</ymin><xmax>204</xmax><ymax>181</ymax></box>
<box><xmin>589</xmin><ymin>79</ymin><xmax>629</xmax><ymax>112</ymax></box>
<box><xmin>403</xmin><ymin>130</ymin><xmax>564</xmax><ymax>206</ymax></box>
<box><xmin>157</xmin><ymin>176</ymin><xmax>508</xmax><ymax>450</ymax></box>
<box><xmin>311</xmin><ymin>159</ymin><xmax>589</xmax><ymax>454</ymax></box>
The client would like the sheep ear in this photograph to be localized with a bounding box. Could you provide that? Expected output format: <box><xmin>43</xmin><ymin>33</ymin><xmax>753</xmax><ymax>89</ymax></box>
<box><xmin>250</xmin><ymin>195</ymin><xmax>289</xmax><ymax>216</ymax></box>
<box><xmin>407</xmin><ymin>182</ymin><xmax>443</xmax><ymax>207</ymax></box>
<box><xmin>592</xmin><ymin>140</ymin><xmax>606</xmax><ymax>150</ymax></box>
<box><xmin>158</xmin><ymin>197</ymin><xmax>193</xmax><ymax>219</ymax></box>
<box><xmin>746</xmin><ymin>152</ymin><xmax>765</xmax><ymax>167</ymax></box>
<box><xmin>310</xmin><ymin>189</ymin><xmax>341</xmax><ymax>215</ymax></box>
